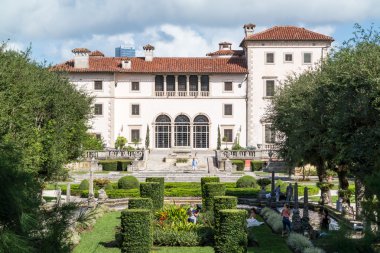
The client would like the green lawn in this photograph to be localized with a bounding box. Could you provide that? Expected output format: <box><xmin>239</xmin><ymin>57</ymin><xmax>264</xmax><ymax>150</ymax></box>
<box><xmin>73</xmin><ymin>211</ymin><xmax>291</xmax><ymax>253</ymax></box>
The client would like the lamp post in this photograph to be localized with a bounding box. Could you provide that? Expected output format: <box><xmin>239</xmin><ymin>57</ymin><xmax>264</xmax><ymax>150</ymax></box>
<box><xmin>88</xmin><ymin>157</ymin><xmax>96</xmax><ymax>207</ymax></box>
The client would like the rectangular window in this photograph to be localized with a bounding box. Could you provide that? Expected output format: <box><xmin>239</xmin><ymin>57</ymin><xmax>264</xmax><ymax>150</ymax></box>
<box><xmin>224</xmin><ymin>82</ymin><xmax>233</xmax><ymax>91</ymax></box>
<box><xmin>131</xmin><ymin>129</ymin><xmax>140</xmax><ymax>142</ymax></box>
<box><xmin>265</xmin><ymin>125</ymin><xmax>275</xmax><ymax>143</ymax></box>
<box><xmin>131</xmin><ymin>82</ymin><xmax>140</xmax><ymax>91</ymax></box>
<box><xmin>95</xmin><ymin>134</ymin><xmax>102</xmax><ymax>140</ymax></box>
<box><xmin>284</xmin><ymin>53</ymin><xmax>293</xmax><ymax>63</ymax></box>
<box><xmin>223</xmin><ymin>129</ymin><xmax>233</xmax><ymax>142</ymax></box>
<box><xmin>265</xmin><ymin>52</ymin><xmax>275</xmax><ymax>64</ymax></box>
<box><xmin>94</xmin><ymin>104</ymin><xmax>103</xmax><ymax>115</ymax></box>
<box><xmin>94</xmin><ymin>81</ymin><xmax>103</xmax><ymax>90</ymax></box>
<box><xmin>131</xmin><ymin>104</ymin><xmax>140</xmax><ymax>116</ymax></box>
<box><xmin>224</xmin><ymin>104</ymin><xmax>233</xmax><ymax>116</ymax></box>
<box><xmin>303</xmin><ymin>52</ymin><xmax>312</xmax><ymax>64</ymax></box>
<box><xmin>265</xmin><ymin>80</ymin><xmax>275</xmax><ymax>97</ymax></box>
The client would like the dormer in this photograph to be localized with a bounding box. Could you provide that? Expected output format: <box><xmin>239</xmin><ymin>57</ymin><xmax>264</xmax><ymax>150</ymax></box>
<box><xmin>143</xmin><ymin>44</ymin><xmax>155</xmax><ymax>62</ymax></box>
<box><xmin>121</xmin><ymin>59</ymin><xmax>131</xmax><ymax>69</ymax></box>
<box><xmin>72</xmin><ymin>48</ymin><xmax>91</xmax><ymax>68</ymax></box>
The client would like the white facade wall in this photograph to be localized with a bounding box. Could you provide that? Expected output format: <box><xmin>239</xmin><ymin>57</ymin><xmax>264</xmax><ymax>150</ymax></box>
<box><xmin>245</xmin><ymin>41</ymin><xmax>330</xmax><ymax>147</ymax></box>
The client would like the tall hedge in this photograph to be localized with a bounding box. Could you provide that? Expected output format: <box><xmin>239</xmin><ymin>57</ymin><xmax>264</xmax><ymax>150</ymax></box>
<box><xmin>140</xmin><ymin>182</ymin><xmax>163</xmax><ymax>210</ymax></box>
<box><xmin>201</xmin><ymin>177</ymin><xmax>220</xmax><ymax>208</ymax></box>
<box><xmin>213</xmin><ymin>196</ymin><xmax>237</xmax><ymax>228</ymax></box>
<box><xmin>214</xmin><ymin>209</ymin><xmax>248</xmax><ymax>253</ymax></box>
<box><xmin>128</xmin><ymin>198</ymin><xmax>153</xmax><ymax>210</ymax></box>
<box><xmin>146</xmin><ymin>177</ymin><xmax>164</xmax><ymax>204</ymax></box>
<box><xmin>121</xmin><ymin>209</ymin><xmax>152</xmax><ymax>253</ymax></box>
<box><xmin>98</xmin><ymin>160</ymin><xmax>133</xmax><ymax>171</ymax></box>
<box><xmin>204</xmin><ymin>183</ymin><xmax>226</xmax><ymax>211</ymax></box>
<box><xmin>118</xmin><ymin>176</ymin><xmax>140</xmax><ymax>189</ymax></box>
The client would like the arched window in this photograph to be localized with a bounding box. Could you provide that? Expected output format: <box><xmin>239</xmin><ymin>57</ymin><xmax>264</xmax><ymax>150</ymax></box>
<box><xmin>193</xmin><ymin>115</ymin><xmax>209</xmax><ymax>148</ymax></box>
<box><xmin>155</xmin><ymin>115</ymin><xmax>171</xmax><ymax>148</ymax></box>
<box><xmin>174</xmin><ymin>115</ymin><xmax>190</xmax><ymax>147</ymax></box>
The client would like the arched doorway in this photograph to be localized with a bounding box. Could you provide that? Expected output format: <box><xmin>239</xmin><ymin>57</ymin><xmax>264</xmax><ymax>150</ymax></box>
<box><xmin>193</xmin><ymin>115</ymin><xmax>209</xmax><ymax>148</ymax></box>
<box><xmin>174</xmin><ymin>115</ymin><xmax>190</xmax><ymax>147</ymax></box>
<box><xmin>155</xmin><ymin>115</ymin><xmax>171</xmax><ymax>148</ymax></box>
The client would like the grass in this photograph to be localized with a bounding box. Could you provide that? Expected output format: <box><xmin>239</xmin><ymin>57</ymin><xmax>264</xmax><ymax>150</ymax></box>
<box><xmin>248</xmin><ymin>216</ymin><xmax>292</xmax><ymax>253</ymax></box>
<box><xmin>73</xmin><ymin>211</ymin><xmax>120</xmax><ymax>253</ymax></box>
<box><xmin>151</xmin><ymin>247</ymin><xmax>214</xmax><ymax>252</ymax></box>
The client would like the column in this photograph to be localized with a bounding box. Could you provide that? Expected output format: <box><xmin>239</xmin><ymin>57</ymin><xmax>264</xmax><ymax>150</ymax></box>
<box><xmin>174</xmin><ymin>75</ymin><xmax>178</xmax><ymax>96</ymax></box>
<box><xmin>190</xmin><ymin>123</ymin><xmax>193</xmax><ymax>148</ymax></box>
<box><xmin>163</xmin><ymin>75</ymin><xmax>167</xmax><ymax>95</ymax></box>
<box><xmin>197</xmin><ymin>75</ymin><xmax>201</xmax><ymax>96</ymax></box>
<box><xmin>171</xmin><ymin>123</ymin><xmax>175</xmax><ymax>147</ymax></box>
<box><xmin>66</xmin><ymin>182</ymin><xmax>71</xmax><ymax>203</ymax></box>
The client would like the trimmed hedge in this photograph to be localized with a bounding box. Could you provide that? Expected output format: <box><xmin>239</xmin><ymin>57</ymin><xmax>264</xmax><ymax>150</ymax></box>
<box><xmin>251</xmin><ymin>160</ymin><xmax>265</xmax><ymax>171</ymax></box>
<box><xmin>236</xmin><ymin>175</ymin><xmax>257</xmax><ymax>188</ymax></box>
<box><xmin>128</xmin><ymin>198</ymin><xmax>153</xmax><ymax>210</ymax></box>
<box><xmin>214</xmin><ymin>209</ymin><xmax>248</xmax><ymax>253</ymax></box>
<box><xmin>213</xmin><ymin>196</ymin><xmax>237</xmax><ymax>228</ymax></box>
<box><xmin>98</xmin><ymin>159</ymin><xmax>133</xmax><ymax>171</ymax></box>
<box><xmin>231</xmin><ymin>159</ymin><xmax>245</xmax><ymax>171</ymax></box>
<box><xmin>204</xmin><ymin>183</ymin><xmax>226</xmax><ymax>211</ymax></box>
<box><xmin>140</xmin><ymin>182</ymin><xmax>163</xmax><ymax>210</ymax></box>
<box><xmin>118</xmin><ymin>176</ymin><xmax>139</xmax><ymax>189</ymax></box>
<box><xmin>201</xmin><ymin>177</ymin><xmax>220</xmax><ymax>208</ymax></box>
<box><xmin>121</xmin><ymin>209</ymin><xmax>152</xmax><ymax>253</ymax></box>
<box><xmin>225</xmin><ymin>188</ymin><xmax>260</xmax><ymax>198</ymax></box>
<box><xmin>146</xmin><ymin>177</ymin><xmax>164</xmax><ymax>206</ymax></box>
<box><xmin>78</xmin><ymin>179</ymin><xmax>89</xmax><ymax>191</ymax></box>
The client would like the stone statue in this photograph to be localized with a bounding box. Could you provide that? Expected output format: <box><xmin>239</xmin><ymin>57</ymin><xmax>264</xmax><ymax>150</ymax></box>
<box><xmin>286</xmin><ymin>183</ymin><xmax>293</xmax><ymax>202</ymax></box>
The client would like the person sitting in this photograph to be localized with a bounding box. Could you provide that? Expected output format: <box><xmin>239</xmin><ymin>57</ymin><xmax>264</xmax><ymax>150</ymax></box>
<box><xmin>247</xmin><ymin>208</ymin><xmax>264</xmax><ymax>227</ymax></box>
<box><xmin>187</xmin><ymin>207</ymin><xmax>199</xmax><ymax>224</ymax></box>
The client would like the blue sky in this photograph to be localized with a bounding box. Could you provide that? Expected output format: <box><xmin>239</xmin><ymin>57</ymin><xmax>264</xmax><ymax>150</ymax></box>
<box><xmin>1</xmin><ymin>0</ymin><xmax>379</xmax><ymax>64</ymax></box>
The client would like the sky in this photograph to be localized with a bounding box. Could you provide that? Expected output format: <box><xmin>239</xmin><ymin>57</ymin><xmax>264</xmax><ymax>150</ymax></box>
<box><xmin>1</xmin><ymin>0</ymin><xmax>379</xmax><ymax>64</ymax></box>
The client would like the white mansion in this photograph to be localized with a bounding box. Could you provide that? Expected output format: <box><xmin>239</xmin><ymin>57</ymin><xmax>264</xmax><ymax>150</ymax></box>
<box><xmin>53</xmin><ymin>24</ymin><xmax>333</xmax><ymax>151</ymax></box>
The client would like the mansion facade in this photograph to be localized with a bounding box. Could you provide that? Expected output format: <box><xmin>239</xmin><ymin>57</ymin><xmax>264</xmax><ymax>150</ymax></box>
<box><xmin>53</xmin><ymin>24</ymin><xmax>333</xmax><ymax>150</ymax></box>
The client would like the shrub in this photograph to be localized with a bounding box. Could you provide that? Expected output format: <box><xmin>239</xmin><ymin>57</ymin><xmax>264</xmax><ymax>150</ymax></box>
<box><xmin>128</xmin><ymin>198</ymin><xmax>153</xmax><ymax>210</ymax></box>
<box><xmin>251</xmin><ymin>160</ymin><xmax>264</xmax><ymax>171</ymax></box>
<box><xmin>236</xmin><ymin>175</ymin><xmax>257</xmax><ymax>188</ymax></box>
<box><xmin>78</xmin><ymin>179</ymin><xmax>89</xmax><ymax>191</ymax></box>
<box><xmin>304</xmin><ymin>247</ymin><xmax>326</xmax><ymax>253</ymax></box>
<box><xmin>213</xmin><ymin>196</ymin><xmax>237</xmax><ymax>228</ymax></box>
<box><xmin>146</xmin><ymin>177</ymin><xmax>164</xmax><ymax>206</ymax></box>
<box><xmin>106</xmin><ymin>189</ymin><xmax>139</xmax><ymax>198</ymax></box>
<box><xmin>204</xmin><ymin>183</ymin><xmax>226</xmax><ymax>211</ymax></box>
<box><xmin>260</xmin><ymin>207</ymin><xmax>282</xmax><ymax>233</ymax></box>
<box><xmin>118</xmin><ymin>176</ymin><xmax>139</xmax><ymax>189</ymax></box>
<box><xmin>121</xmin><ymin>209</ymin><xmax>152</xmax><ymax>253</ymax></box>
<box><xmin>98</xmin><ymin>160</ymin><xmax>133</xmax><ymax>171</ymax></box>
<box><xmin>287</xmin><ymin>232</ymin><xmax>314</xmax><ymax>253</ymax></box>
<box><xmin>201</xmin><ymin>177</ymin><xmax>220</xmax><ymax>208</ymax></box>
<box><xmin>153</xmin><ymin>227</ymin><xmax>200</xmax><ymax>246</ymax></box>
<box><xmin>231</xmin><ymin>159</ymin><xmax>245</xmax><ymax>171</ymax></box>
<box><xmin>140</xmin><ymin>182</ymin><xmax>162</xmax><ymax>210</ymax></box>
<box><xmin>104</xmin><ymin>183</ymin><xmax>114</xmax><ymax>191</ymax></box>
<box><xmin>225</xmin><ymin>188</ymin><xmax>259</xmax><ymax>198</ymax></box>
<box><xmin>257</xmin><ymin>178</ymin><xmax>271</xmax><ymax>188</ymax></box>
<box><xmin>93</xmin><ymin>178</ymin><xmax>110</xmax><ymax>188</ymax></box>
<box><xmin>175</xmin><ymin>158</ymin><xmax>188</xmax><ymax>163</ymax></box>
<box><xmin>214</xmin><ymin>209</ymin><xmax>248</xmax><ymax>253</ymax></box>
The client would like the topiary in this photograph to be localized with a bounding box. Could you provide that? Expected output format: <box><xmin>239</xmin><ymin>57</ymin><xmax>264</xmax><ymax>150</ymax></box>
<box><xmin>236</xmin><ymin>175</ymin><xmax>257</xmax><ymax>188</ymax></box>
<box><xmin>204</xmin><ymin>183</ymin><xmax>226</xmax><ymax>211</ymax></box>
<box><xmin>213</xmin><ymin>196</ymin><xmax>237</xmax><ymax>228</ymax></box>
<box><xmin>140</xmin><ymin>182</ymin><xmax>162</xmax><ymax>210</ymax></box>
<box><xmin>105</xmin><ymin>183</ymin><xmax>114</xmax><ymax>191</ymax></box>
<box><xmin>201</xmin><ymin>177</ymin><xmax>220</xmax><ymax>208</ymax></box>
<box><xmin>128</xmin><ymin>198</ymin><xmax>153</xmax><ymax>210</ymax></box>
<box><xmin>118</xmin><ymin>176</ymin><xmax>139</xmax><ymax>189</ymax></box>
<box><xmin>79</xmin><ymin>179</ymin><xmax>89</xmax><ymax>191</ymax></box>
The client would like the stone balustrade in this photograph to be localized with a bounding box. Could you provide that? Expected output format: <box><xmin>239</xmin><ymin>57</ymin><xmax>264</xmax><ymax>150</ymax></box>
<box><xmin>216</xmin><ymin>148</ymin><xmax>279</xmax><ymax>161</ymax></box>
<box><xmin>85</xmin><ymin>150</ymin><xmax>144</xmax><ymax>160</ymax></box>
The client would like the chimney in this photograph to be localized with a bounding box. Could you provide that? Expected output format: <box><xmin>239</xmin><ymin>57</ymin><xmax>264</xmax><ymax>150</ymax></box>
<box><xmin>243</xmin><ymin>23</ymin><xmax>256</xmax><ymax>37</ymax></box>
<box><xmin>121</xmin><ymin>59</ymin><xmax>131</xmax><ymax>69</ymax></box>
<box><xmin>143</xmin><ymin>44</ymin><xmax>155</xmax><ymax>62</ymax></box>
<box><xmin>219</xmin><ymin>41</ymin><xmax>232</xmax><ymax>50</ymax></box>
<box><xmin>72</xmin><ymin>48</ymin><xmax>91</xmax><ymax>68</ymax></box>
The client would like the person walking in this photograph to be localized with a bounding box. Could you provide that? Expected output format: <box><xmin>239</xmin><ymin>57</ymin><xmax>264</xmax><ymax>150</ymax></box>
<box><xmin>192</xmin><ymin>158</ymin><xmax>198</xmax><ymax>170</ymax></box>
<box><xmin>281</xmin><ymin>204</ymin><xmax>292</xmax><ymax>236</ymax></box>
<box><xmin>275</xmin><ymin>185</ymin><xmax>281</xmax><ymax>202</ymax></box>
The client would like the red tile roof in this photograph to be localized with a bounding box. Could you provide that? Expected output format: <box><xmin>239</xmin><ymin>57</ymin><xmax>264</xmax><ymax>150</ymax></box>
<box><xmin>89</xmin><ymin>50</ymin><xmax>104</xmax><ymax>57</ymax></box>
<box><xmin>206</xmin><ymin>50</ymin><xmax>244</xmax><ymax>57</ymax></box>
<box><xmin>52</xmin><ymin>57</ymin><xmax>248</xmax><ymax>74</ymax></box>
<box><xmin>72</xmin><ymin>48</ymin><xmax>91</xmax><ymax>53</ymax></box>
<box><xmin>244</xmin><ymin>26</ymin><xmax>334</xmax><ymax>41</ymax></box>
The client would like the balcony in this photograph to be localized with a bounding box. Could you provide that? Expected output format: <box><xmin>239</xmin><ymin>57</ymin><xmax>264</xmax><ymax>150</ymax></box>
<box><xmin>154</xmin><ymin>91</ymin><xmax>210</xmax><ymax>97</ymax></box>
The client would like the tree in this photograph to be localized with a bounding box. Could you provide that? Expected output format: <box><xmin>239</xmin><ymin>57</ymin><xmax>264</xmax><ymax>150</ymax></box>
<box><xmin>222</xmin><ymin>136</ymin><xmax>228</xmax><ymax>149</ymax></box>
<box><xmin>0</xmin><ymin>45</ymin><xmax>92</xmax><ymax>252</ymax></box>
<box><xmin>115</xmin><ymin>136</ymin><xmax>127</xmax><ymax>150</ymax></box>
<box><xmin>82</xmin><ymin>133</ymin><xmax>104</xmax><ymax>151</ymax></box>
<box><xmin>145</xmin><ymin>125</ymin><xmax>150</xmax><ymax>149</ymax></box>
<box><xmin>217</xmin><ymin>125</ymin><xmax>221</xmax><ymax>150</ymax></box>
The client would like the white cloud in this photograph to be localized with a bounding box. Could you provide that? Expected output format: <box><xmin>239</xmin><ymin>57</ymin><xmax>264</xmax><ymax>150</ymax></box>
<box><xmin>4</xmin><ymin>41</ymin><xmax>25</xmax><ymax>52</ymax></box>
